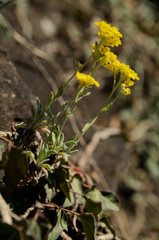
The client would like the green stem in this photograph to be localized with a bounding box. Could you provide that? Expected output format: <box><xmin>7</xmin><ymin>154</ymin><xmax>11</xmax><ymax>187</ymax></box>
<box><xmin>70</xmin><ymin>75</ymin><xmax>121</xmax><ymax>149</ymax></box>
<box><xmin>87</xmin><ymin>59</ymin><xmax>96</xmax><ymax>75</ymax></box>
<box><xmin>64</xmin><ymin>54</ymin><xmax>94</xmax><ymax>88</ymax></box>
<box><xmin>58</xmin><ymin>87</ymin><xmax>83</xmax><ymax>131</ymax></box>
<box><xmin>101</xmin><ymin>74</ymin><xmax>117</xmax><ymax>108</ymax></box>
<box><xmin>64</xmin><ymin>40</ymin><xmax>103</xmax><ymax>87</ymax></box>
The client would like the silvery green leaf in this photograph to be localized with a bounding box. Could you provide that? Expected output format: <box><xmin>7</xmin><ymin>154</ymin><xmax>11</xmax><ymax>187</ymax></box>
<box><xmin>100</xmin><ymin>103</ymin><xmax>113</xmax><ymax>113</ymax></box>
<box><xmin>60</xmin><ymin>101</ymin><xmax>69</xmax><ymax>112</ymax></box>
<box><xmin>78</xmin><ymin>91</ymin><xmax>91</xmax><ymax>101</ymax></box>
<box><xmin>36</xmin><ymin>98</ymin><xmax>43</xmax><ymax>115</ymax></box>
<box><xmin>31</xmin><ymin>105</ymin><xmax>36</xmax><ymax>121</ymax></box>
<box><xmin>42</xmin><ymin>164</ymin><xmax>52</xmax><ymax>172</ymax></box>
<box><xmin>82</xmin><ymin>122</ymin><xmax>91</xmax><ymax>133</ymax></box>
<box><xmin>54</xmin><ymin>86</ymin><xmax>64</xmax><ymax>100</ymax></box>
<box><xmin>45</xmin><ymin>91</ymin><xmax>54</xmax><ymax>110</ymax></box>
<box><xmin>51</xmin><ymin>132</ymin><xmax>56</xmax><ymax>145</ymax></box>
<box><xmin>57</xmin><ymin>132</ymin><xmax>64</xmax><ymax>146</ymax></box>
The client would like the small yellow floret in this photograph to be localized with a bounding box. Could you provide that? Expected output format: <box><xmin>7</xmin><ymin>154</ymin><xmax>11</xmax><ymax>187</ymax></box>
<box><xmin>76</xmin><ymin>71</ymin><xmax>100</xmax><ymax>88</ymax></box>
<box><xmin>120</xmin><ymin>84</ymin><xmax>131</xmax><ymax>95</ymax></box>
<box><xmin>120</xmin><ymin>63</ymin><xmax>139</xmax><ymax>82</ymax></box>
<box><xmin>124</xmin><ymin>79</ymin><xmax>134</xmax><ymax>87</ymax></box>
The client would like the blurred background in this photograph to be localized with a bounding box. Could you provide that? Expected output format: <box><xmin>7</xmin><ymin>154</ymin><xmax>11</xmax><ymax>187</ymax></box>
<box><xmin>0</xmin><ymin>0</ymin><xmax>159</xmax><ymax>239</ymax></box>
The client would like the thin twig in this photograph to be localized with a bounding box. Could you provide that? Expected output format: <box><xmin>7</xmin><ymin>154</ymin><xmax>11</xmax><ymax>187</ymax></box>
<box><xmin>0</xmin><ymin>193</ymin><xmax>12</xmax><ymax>225</ymax></box>
<box><xmin>0</xmin><ymin>136</ymin><xmax>15</xmax><ymax>148</ymax></box>
<box><xmin>42</xmin><ymin>202</ymin><xmax>80</xmax><ymax>216</ymax></box>
<box><xmin>61</xmin><ymin>231</ymin><xmax>72</xmax><ymax>240</ymax></box>
<box><xmin>97</xmin><ymin>233</ymin><xmax>121</xmax><ymax>240</ymax></box>
<box><xmin>70</xmin><ymin>189</ymin><xmax>85</xmax><ymax>197</ymax></box>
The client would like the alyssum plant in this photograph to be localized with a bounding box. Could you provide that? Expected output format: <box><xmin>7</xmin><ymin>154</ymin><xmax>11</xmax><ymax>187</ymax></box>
<box><xmin>0</xmin><ymin>21</ymin><xmax>139</xmax><ymax>240</ymax></box>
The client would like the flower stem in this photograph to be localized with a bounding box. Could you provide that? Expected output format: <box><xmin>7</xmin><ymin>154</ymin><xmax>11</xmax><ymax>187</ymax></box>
<box><xmin>71</xmin><ymin>75</ymin><xmax>121</xmax><ymax>149</ymax></box>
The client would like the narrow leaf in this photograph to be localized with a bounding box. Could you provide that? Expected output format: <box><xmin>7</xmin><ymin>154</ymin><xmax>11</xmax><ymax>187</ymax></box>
<box><xmin>45</xmin><ymin>91</ymin><xmax>54</xmax><ymax>110</ymax></box>
<box><xmin>54</xmin><ymin>86</ymin><xmax>64</xmax><ymax>100</ymax></box>
<box><xmin>25</xmin><ymin>151</ymin><xmax>35</xmax><ymax>163</ymax></box>
<box><xmin>65</xmin><ymin>140</ymin><xmax>77</xmax><ymax>146</ymax></box>
<box><xmin>82</xmin><ymin>123</ymin><xmax>91</xmax><ymax>133</ymax></box>
<box><xmin>44</xmin><ymin>150</ymin><xmax>57</xmax><ymax>158</ymax></box>
<box><xmin>78</xmin><ymin>92</ymin><xmax>91</xmax><ymax>101</ymax></box>
<box><xmin>36</xmin><ymin>98</ymin><xmax>43</xmax><ymax>115</ymax></box>
<box><xmin>60</xmin><ymin>101</ymin><xmax>69</xmax><ymax>112</ymax></box>
<box><xmin>100</xmin><ymin>103</ymin><xmax>113</xmax><ymax>113</ymax></box>
<box><xmin>31</xmin><ymin>105</ymin><xmax>36</xmax><ymax>121</ymax></box>
<box><xmin>42</xmin><ymin>164</ymin><xmax>52</xmax><ymax>172</ymax></box>
<box><xmin>57</xmin><ymin>132</ymin><xmax>64</xmax><ymax>146</ymax></box>
<box><xmin>51</xmin><ymin>132</ymin><xmax>56</xmax><ymax>146</ymax></box>
<box><xmin>61</xmin><ymin>212</ymin><xmax>68</xmax><ymax>231</ymax></box>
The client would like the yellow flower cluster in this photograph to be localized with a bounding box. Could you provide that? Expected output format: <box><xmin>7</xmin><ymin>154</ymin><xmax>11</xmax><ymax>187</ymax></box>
<box><xmin>95</xmin><ymin>21</ymin><xmax>122</xmax><ymax>47</ymax></box>
<box><xmin>119</xmin><ymin>63</ymin><xmax>139</xmax><ymax>95</ymax></box>
<box><xmin>92</xmin><ymin>21</ymin><xmax>139</xmax><ymax>95</ymax></box>
<box><xmin>76</xmin><ymin>71</ymin><xmax>100</xmax><ymax>88</ymax></box>
<box><xmin>91</xmin><ymin>44</ymin><xmax>121</xmax><ymax>74</ymax></box>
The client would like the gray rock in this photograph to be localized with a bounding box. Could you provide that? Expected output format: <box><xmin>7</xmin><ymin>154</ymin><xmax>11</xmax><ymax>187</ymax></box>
<box><xmin>0</xmin><ymin>50</ymin><xmax>35</xmax><ymax>131</ymax></box>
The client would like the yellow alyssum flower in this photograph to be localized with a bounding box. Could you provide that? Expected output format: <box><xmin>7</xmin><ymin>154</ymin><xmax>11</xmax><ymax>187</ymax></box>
<box><xmin>76</xmin><ymin>71</ymin><xmax>100</xmax><ymax>88</ymax></box>
<box><xmin>95</xmin><ymin>21</ymin><xmax>122</xmax><ymax>47</ymax></box>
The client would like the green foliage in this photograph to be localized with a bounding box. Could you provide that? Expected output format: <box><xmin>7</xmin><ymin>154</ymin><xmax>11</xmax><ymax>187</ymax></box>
<box><xmin>0</xmin><ymin>93</ymin><xmax>120</xmax><ymax>239</ymax></box>
<box><xmin>1</xmin><ymin>0</ymin><xmax>158</xmax><ymax>238</ymax></box>
<box><xmin>79</xmin><ymin>213</ymin><xmax>96</xmax><ymax>240</ymax></box>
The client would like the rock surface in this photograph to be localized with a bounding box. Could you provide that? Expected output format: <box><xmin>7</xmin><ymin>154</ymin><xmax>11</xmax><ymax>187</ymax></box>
<box><xmin>0</xmin><ymin>50</ymin><xmax>35</xmax><ymax>131</ymax></box>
